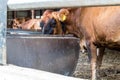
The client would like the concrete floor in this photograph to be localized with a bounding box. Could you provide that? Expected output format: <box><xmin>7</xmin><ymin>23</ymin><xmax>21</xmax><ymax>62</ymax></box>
<box><xmin>0</xmin><ymin>64</ymin><xmax>87</xmax><ymax>80</ymax></box>
<box><xmin>73</xmin><ymin>49</ymin><xmax>120</xmax><ymax>80</ymax></box>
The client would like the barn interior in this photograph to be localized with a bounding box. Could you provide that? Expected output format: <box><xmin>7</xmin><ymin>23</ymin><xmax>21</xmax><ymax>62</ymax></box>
<box><xmin>6</xmin><ymin>8</ymin><xmax>80</xmax><ymax>77</ymax></box>
<box><xmin>7</xmin><ymin>9</ymin><xmax>58</xmax><ymax>30</ymax></box>
<box><xmin>6</xmin><ymin>8</ymin><xmax>120</xmax><ymax>80</ymax></box>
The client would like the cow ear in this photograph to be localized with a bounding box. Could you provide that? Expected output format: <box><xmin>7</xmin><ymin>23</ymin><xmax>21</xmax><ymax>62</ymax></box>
<box><xmin>58</xmin><ymin>9</ymin><xmax>69</xmax><ymax>22</ymax></box>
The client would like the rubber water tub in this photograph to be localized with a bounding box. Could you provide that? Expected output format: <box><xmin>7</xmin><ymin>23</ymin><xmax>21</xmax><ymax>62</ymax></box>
<box><xmin>6</xmin><ymin>29</ymin><xmax>80</xmax><ymax>75</ymax></box>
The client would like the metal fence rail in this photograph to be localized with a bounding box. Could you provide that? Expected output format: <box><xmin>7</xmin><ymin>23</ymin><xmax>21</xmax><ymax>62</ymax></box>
<box><xmin>7</xmin><ymin>0</ymin><xmax>120</xmax><ymax>11</ymax></box>
<box><xmin>0</xmin><ymin>0</ymin><xmax>7</xmax><ymax>64</ymax></box>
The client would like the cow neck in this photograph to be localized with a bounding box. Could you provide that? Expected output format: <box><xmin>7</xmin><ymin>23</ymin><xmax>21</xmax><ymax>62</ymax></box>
<box><xmin>68</xmin><ymin>8</ymin><xmax>84</xmax><ymax>38</ymax></box>
<box><xmin>53</xmin><ymin>17</ymin><xmax>63</xmax><ymax>34</ymax></box>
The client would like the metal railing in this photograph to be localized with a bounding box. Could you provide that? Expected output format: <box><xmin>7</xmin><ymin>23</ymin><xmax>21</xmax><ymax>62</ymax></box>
<box><xmin>7</xmin><ymin>0</ymin><xmax>120</xmax><ymax>11</ymax></box>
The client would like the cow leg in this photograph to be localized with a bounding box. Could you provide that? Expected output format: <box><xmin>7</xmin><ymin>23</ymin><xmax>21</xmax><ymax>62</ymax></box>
<box><xmin>97</xmin><ymin>47</ymin><xmax>105</xmax><ymax>68</ymax></box>
<box><xmin>88</xmin><ymin>43</ymin><xmax>97</xmax><ymax>80</ymax></box>
<box><xmin>96</xmin><ymin>47</ymin><xmax>105</xmax><ymax>78</ymax></box>
<box><xmin>91</xmin><ymin>47</ymin><xmax>105</xmax><ymax>80</ymax></box>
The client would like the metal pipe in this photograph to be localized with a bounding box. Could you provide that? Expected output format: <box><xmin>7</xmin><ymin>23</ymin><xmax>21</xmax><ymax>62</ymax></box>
<box><xmin>0</xmin><ymin>0</ymin><xmax>7</xmax><ymax>64</ymax></box>
<box><xmin>7</xmin><ymin>0</ymin><xmax>120</xmax><ymax>11</ymax></box>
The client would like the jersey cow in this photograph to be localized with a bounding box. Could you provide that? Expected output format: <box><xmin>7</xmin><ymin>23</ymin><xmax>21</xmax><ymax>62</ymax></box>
<box><xmin>20</xmin><ymin>19</ymin><xmax>41</xmax><ymax>30</ymax></box>
<box><xmin>12</xmin><ymin>18</ymin><xmax>27</xmax><ymax>29</ymax></box>
<box><xmin>41</xmin><ymin>6</ymin><xmax>120</xmax><ymax>80</ymax></box>
<box><xmin>12</xmin><ymin>18</ymin><xmax>41</xmax><ymax>30</ymax></box>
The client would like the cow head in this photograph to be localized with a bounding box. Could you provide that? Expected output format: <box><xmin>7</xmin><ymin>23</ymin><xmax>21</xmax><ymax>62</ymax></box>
<box><xmin>40</xmin><ymin>15</ymin><xmax>56</xmax><ymax>34</ymax></box>
<box><xmin>41</xmin><ymin>17</ymin><xmax>57</xmax><ymax>34</ymax></box>
<box><xmin>12</xmin><ymin>19</ymin><xmax>22</xmax><ymax>29</ymax></box>
<box><xmin>40</xmin><ymin>10</ymin><xmax>63</xmax><ymax>34</ymax></box>
<box><xmin>12</xmin><ymin>18</ymin><xmax>27</xmax><ymax>29</ymax></box>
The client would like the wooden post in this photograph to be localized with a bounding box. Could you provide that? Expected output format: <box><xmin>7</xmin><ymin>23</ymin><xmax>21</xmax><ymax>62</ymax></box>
<box><xmin>0</xmin><ymin>0</ymin><xmax>7</xmax><ymax>64</ymax></box>
<box><xmin>13</xmin><ymin>11</ymin><xmax>17</xmax><ymax>19</ymax></box>
<box><xmin>31</xmin><ymin>10</ymin><xmax>34</xmax><ymax>19</ymax></box>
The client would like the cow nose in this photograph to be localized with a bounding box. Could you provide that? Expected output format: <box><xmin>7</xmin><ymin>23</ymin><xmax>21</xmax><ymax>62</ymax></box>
<box><xmin>41</xmin><ymin>18</ymin><xmax>56</xmax><ymax>34</ymax></box>
<box><xmin>40</xmin><ymin>21</ymin><xmax>45</xmax><ymax>34</ymax></box>
<box><xmin>42</xmin><ymin>26</ymin><xmax>45</xmax><ymax>34</ymax></box>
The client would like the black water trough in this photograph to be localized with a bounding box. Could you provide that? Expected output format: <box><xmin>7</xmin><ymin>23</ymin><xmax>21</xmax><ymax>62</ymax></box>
<box><xmin>6</xmin><ymin>29</ymin><xmax>80</xmax><ymax>75</ymax></box>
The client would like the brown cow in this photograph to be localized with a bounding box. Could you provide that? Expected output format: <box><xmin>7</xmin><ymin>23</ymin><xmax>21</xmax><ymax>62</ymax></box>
<box><xmin>12</xmin><ymin>17</ymin><xmax>30</xmax><ymax>29</ymax></box>
<box><xmin>12</xmin><ymin>18</ymin><xmax>41</xmax><ymax>30</ymax></box>
<box><xmin>42</xmin><ymin>6</ymin><xmax>120</xmax><ymax>80</ymax></box>
<box><xmin>20</xmin><ymin>19</ymin><xmax>41</xmax><ymax>30</ymax></box>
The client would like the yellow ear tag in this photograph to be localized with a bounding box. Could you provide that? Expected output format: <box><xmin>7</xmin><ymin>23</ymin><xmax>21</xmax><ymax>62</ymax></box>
<box><xmin>62</xmin><ymin>15</ymin><xmax>66</xmax><ymax>21</ymax></box>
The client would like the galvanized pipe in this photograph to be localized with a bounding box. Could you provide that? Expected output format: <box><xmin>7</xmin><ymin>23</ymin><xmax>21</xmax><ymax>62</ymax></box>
<box><xmin>7</xmin><ymin>0</ymin><xmax>120</xmax><ymax>11</ymax></box>
<box><xmin>0</xmin><ymin>0</ymin><xmax>8</xmax><ymax>64</ymax></box>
